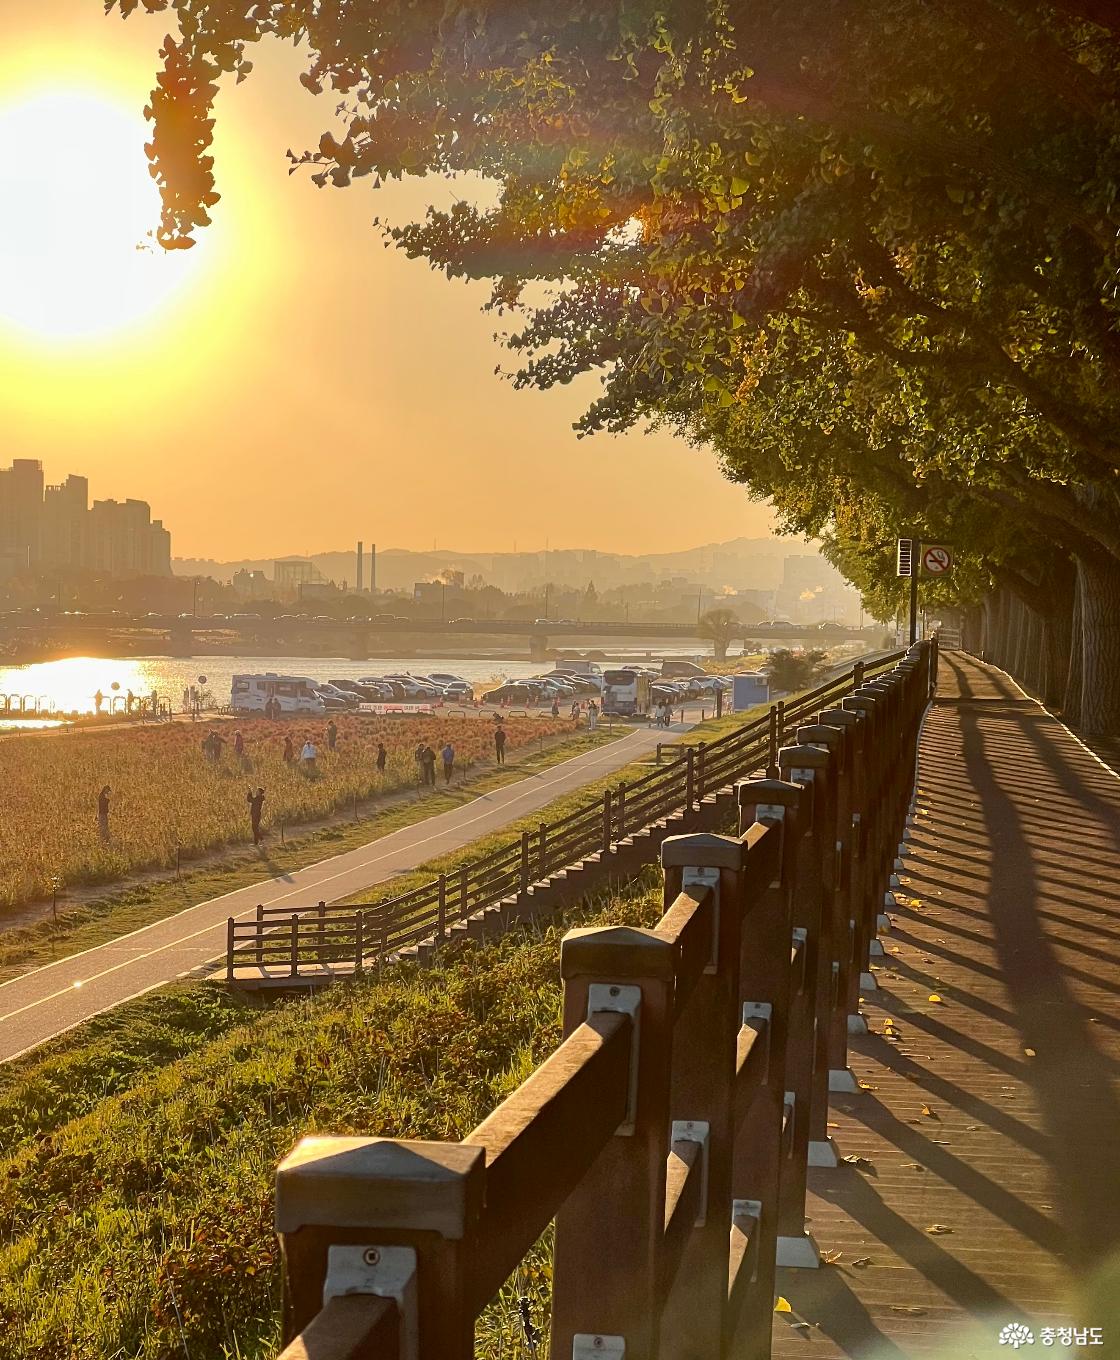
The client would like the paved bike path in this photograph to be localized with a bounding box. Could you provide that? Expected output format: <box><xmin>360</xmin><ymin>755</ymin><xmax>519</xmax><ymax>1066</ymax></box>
<box><xmin>0</xmin><ymin>722</ymin><xmax>687</xmax><ymax>1064</ymax></box>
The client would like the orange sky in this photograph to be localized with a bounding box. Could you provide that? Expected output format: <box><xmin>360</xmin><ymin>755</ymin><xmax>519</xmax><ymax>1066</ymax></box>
<box><xmin>0</xmin><ymin>1</ymin><xmax>778</xmax><ymax>562</ymax></box>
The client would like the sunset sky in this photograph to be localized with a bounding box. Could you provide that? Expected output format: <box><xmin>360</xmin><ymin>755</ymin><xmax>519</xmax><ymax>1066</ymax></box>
<box><xmin>0</xmin><ymin>1</ymin><xmax>779</xmax><ymax>563</ymax></box>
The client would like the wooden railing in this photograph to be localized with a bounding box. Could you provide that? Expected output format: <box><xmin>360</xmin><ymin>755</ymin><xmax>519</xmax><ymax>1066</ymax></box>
<box><xmin>266</xmin><ymin>641</ymin><xmax>935</xmax><ymax>1359</ymax></box>
<box><xmin>225</xmin><ymin>653</ymin><xmax>909</xmax><ymax>984</ymax></box>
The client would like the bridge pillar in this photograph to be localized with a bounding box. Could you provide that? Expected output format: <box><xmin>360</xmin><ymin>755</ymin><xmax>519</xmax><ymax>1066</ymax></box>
<box><xmin>349</xmin><ymin>625</ymin><xmax>370</xmax><ymax>662</ymax></box>
<box><xmin>529</xmin><ymin>633</ymin><xmax>549</xmax><ymax>662</ymax></box>
<box><xmin>167</xmin><ymin>625</ymin><xmax>195</xmax><ymax>657</ymax></box>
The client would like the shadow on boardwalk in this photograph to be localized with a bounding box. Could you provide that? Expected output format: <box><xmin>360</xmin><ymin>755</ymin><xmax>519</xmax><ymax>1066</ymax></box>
<box><xmin>772</xmin><ymin>653</ymin><xmax>1120</xmax><ymax>1358</ymax></box>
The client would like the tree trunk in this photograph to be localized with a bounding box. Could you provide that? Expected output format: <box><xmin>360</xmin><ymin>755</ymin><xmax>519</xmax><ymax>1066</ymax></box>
<box><xmin>1042</xmin><ymin>590</ymin><xmax>1073</xmax><ymax>709</ymax></box>
<box><xmin>1076</xmin><ymin>553</ymin><xmax>1120</xmax><ymax>736</ymax></box>
<box><xmin>1064</xmin><ymin>579</ymin><xmax>1084</xmax><ymax>725</ymax></box>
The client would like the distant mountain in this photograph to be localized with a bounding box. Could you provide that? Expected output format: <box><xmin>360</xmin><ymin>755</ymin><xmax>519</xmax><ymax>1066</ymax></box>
<box><xmin>174</xmin><ymin>535</ymin><xmax>819</xmax><ymax>593</ymax></box>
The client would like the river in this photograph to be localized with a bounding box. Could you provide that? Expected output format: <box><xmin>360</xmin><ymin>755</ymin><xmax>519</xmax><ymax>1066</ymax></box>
<box><xmin>0</xmin><ymin>648</ymin><xmax>712</xmax><ymax>724</ymax></box>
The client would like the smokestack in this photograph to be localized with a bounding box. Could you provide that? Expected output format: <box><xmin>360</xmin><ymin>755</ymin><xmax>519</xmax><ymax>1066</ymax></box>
<box><xmin>369</xmin><ymin>543</ymin><xmax>376</xmax><ymax>594</ymax></box>
<box><xmin>356</xmin><ymin>540</ymin><xmax>364</xmax><ymax>592</ymax></box>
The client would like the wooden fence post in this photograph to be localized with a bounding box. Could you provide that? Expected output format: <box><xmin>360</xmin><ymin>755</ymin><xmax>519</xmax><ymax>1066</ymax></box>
<box><xmin>735</xmin><ymin>776</ymin><xmax>808</xmax><ymax>1333</ymax></box>
<box><xmin>685</xmin><ymin>746</ymin><xmax>696</xmax><ymax>811</ymax></box>
<box><xmin>226</xmin><ymin>917</ymin><xmax>235</xmax><ymax>983</ymax></box>
<box><xmin>275</xmin><ymin>1136</ymin><xmax>485</xmax><ymax>1360</ymax></box>
<box><xmin>796</xmin><ymin>719</ymin><xmax>858</xmax><ymax>1100</ymax></box>
<box><xmin>354</xmin><ymin>912</ymin><xmax>364</xmax><ymax>975</ymax></box>
<box><xmin>779</xmin><ymin>739</ymin><xmax>841</xmax><ymax>1169</ymax></box>
<box><xmin>437</xmin><ymin>874</ymin><xmax>447</xmax><ymax>945</ymax></box>
<box><xmin>820</xmin><ymin>705</ymin><xmax>870</xmax><ymax>1038</ymax></box>
<box><xmin>289</xmin><ymin>914</ymin><xmax>300</xmax><ymax>979</ymax></box>
<box><xmin>602</xmin><ymin>789</ymin><xmax>613</xmax><ymax>853</ymax></box>
<box><xmin>659</xmin><ymin>831</ymin><xmax>746</xmax><ymax>1360</ymax></box>
<box><xmin>551</xmin><ymin>925</ymin><xmax>677</xmax><ymax>1358</ymax></box>
<box><xmin>538</xmin><ymin>822</ymin><xmax>548</xmax><ymax>877</ymax></box>
<box><xmin>520</xmin><ymin>830</ymin><xmax>531</xmax><ymax>894</ymax></box>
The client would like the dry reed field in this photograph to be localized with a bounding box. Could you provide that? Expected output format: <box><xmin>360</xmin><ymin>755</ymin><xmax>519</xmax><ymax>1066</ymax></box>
<box><xmin>0</xmin><ymin>713</ymin><xmax>571</xmax><ymax>908</ymax></box>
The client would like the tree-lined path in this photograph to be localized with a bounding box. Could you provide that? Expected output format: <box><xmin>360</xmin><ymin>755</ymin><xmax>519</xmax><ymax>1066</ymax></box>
<box><xmin>772</xmin><ymin>653</ymin><xmax>1120</xmax><ymax>1356</ymax></box>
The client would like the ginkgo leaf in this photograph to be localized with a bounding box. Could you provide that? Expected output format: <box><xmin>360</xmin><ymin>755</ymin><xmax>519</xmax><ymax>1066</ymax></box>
<box><xmin>774</xmin><ymin>1296</ymin><xmax>792</xmax><ymax>1313</ymax></box>
<box><xmin>928</xmin><ymin>993</ymin><xmax>944</xmax><ymax>1003</ymax></box>
<box><xmin>926</xmin><ymin>1224</ymin><xmax>953</xmax><ymax>1234</ymax></box>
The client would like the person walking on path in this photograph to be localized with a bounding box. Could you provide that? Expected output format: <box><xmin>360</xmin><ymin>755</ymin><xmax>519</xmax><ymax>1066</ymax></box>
<box><xmin>414</xmin><ymin>742</ymin><xmax>426</xmax><ymax>784</ymax></box>
<box><xmin>327</xmin><ymin>719</ymin><xmax>338</xmax><ymax>752</ymax></box>
<box><xmin>494</xmin><ymin>724</ymin><xmax>507</xmax><ymax>765</ymax></box>
<box><xmin>97</xmin><ymin>785</ymin><xmax>111</xmax><ymax>844</ymax></box>
<box><xmin>301</xmin><ymin>738</ymin><xmax>318</xmax><ymax>774</ymax></box>
<box><xmin>551</xmin><ymin>697</ymin><xmax>560</xmax><ymax>718</ymax></box>
<box><xmin>375</xmin><ymin>742</ymin><xmax>387</xmax><ymax>776</ymax></box>
<box><xmin>283</xmin><ymin>734</ymin><xmax>295</xmax><ymax>765</ymax></box>
<box><xmin>570</xmin><ymin>699</ymin><xmax>580</xmax><ymax>720</ymax></box>
<box><xmin>587</xmin><ymin>699</ymin><xmax>598</xmax><ymax>732</ymax></box>
<box><xmin>441</xmin><ymin>741</ymin><xmax>455</xmax><ymax>783</ymax></box>
<box><xmin>246</xmin><ymin>786</ymin><xmax>266</xmax><ymax>845</ymax></box>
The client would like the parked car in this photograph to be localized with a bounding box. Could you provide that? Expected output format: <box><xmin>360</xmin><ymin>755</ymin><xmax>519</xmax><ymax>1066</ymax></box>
<box><xmin>330</xmin><ymin>679</ymin><xmax>387</xmax><ymax>703</ymax></box>
<box><xmin>483</xmin><ymin>683</ymin><xmax>536</xmax><ymax>705</ymax></box>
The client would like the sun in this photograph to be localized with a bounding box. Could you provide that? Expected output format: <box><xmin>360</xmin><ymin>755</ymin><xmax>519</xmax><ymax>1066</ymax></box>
<box><xmin>0</xmin><ymin>89</ymin><xmax>208</xmax><ymax>342</ymax></box>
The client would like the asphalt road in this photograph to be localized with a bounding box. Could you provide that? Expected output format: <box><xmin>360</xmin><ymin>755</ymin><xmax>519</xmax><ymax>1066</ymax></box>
<box><xmin>0</xmin><ymin>719</ymin><xmax>692</xmax><ymax>1064</ymax></box>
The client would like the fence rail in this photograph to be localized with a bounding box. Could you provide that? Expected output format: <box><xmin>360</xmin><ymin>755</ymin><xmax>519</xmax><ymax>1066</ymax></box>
<box><xmin>226</xmin><ymin>654</ymin><xmax>908</xmax><ymax>986</ymax></box>
<box><xmin>260</xmin><ymin>640</ymin><xmax>935</xmax><ymax>1359</ymax></box>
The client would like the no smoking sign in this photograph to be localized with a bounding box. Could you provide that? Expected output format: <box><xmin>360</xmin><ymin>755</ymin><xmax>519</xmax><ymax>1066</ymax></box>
<box><xmin>922</xmin><ymin>544</ymin><xmax>953</xmax><ymax>575</ymax></box>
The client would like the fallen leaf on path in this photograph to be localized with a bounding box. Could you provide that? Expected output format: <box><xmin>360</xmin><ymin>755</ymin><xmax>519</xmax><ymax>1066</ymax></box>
<box><xmin>822</xmin><ymin>1250</ymin><xmax>843</xmax><ymax>1265</ymax></box>
<box><xmin>851</xmin><ymin>1257</ymin><xmax>872</xmax><ymax>1268</ymax></box>
<box><xmin>905</xmin><ymin>1162</ymin><xmax>926</xmax><ymax>1171</ymax></box>
<box><xmin>1024</xmin><ymin>1047</ymin><xmax>1036</xmax><ymax>1057</ymax></box>
<box><xmin>858</xmin><ymin>1081</ymin><xmax>878</xmax><ymax>1090</ymax></box>
<box><xmin>928</xmin><ymin>993</ymin><xmax>944</xmax><ymax>1003</ymax></box>
<box><xmin>843</xmin><ymin>1155</ymin><xmax>874</xmax><ymax>1169</ymax></box>
<box><xmin>774</xmin><ymin>1297</ymin><xmax>792</xmax><ymax>1313</ymax></box>
<box><xmin>892</xmin><ymin>1306</ymin><xmax>928</xmax><ymax>1315</ymax></box>
<box><xmin>921</xmin><ymin>1104</ymin><xmax>939</xmax><ymax>1118</ymax></box>
<box><xmin>926</xmin><ymin>1224</ymin><xmax>953</xmax><ymax>1235</ymax></box>
<box><xmin>966</xmin><ymin>1125</ymin><xmax>980</xmax><ymax>1130</ymax></box>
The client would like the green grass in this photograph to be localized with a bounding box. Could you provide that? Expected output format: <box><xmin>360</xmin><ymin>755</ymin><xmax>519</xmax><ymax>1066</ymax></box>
<box><xmin>0</xmin><ymin>872</ymin><xmax>665</xmax><ymax>1360</ymax></box>
<box><xmin>0</xmin><ymin>726</ymin><xmax>625</xmax><ymax>983</ymax></box>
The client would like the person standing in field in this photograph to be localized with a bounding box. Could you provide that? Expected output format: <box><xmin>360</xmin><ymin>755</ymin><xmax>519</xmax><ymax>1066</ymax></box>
<box><xmin>414</xmin><ymin>742</ymin><xmax>426</xmax><ymax>782</ymax></box>
<box><xmin>234</xmin><ymin>730</ymin><xmax>247</xmax><ymax>768</ymax></box>
<box><xmin>247</xmin><ymin>786</ymin><xmax>266</xmax><ymax>844</ymax></box>
<box><xmin>441</xmin><ymin>741</ymin><xmax>455</xmax><ymax>783</ymax></box>
<box><xmin>494</xmin><ymin>724</ymin><xmax>507</xmax><ymax>765</ymax></box>
<box><xmin>551</xmin><ymin>697</ymin><xmax>560</xmax><ymax>718</ymax></box>
<box><xmin>97</xmin><ymin>785</ymin><xmax>111</xmax><ymax>843</ymax></box>
<box><xmin>283</xmin><ymin>733</ymin><xmax>295</xmax><ymax>764</ymax></box>
<box><xmin>301</xmin><ymin>737</ymin><xmax>318</xmax><ymax>773</ymax></box>
<box><xmin>422</xmin><ymin>744</ymin><xmax>438</xmax><ymax>786</ymax></box>
<box><xmin>327</xmin><ymin>718</ymin><xmax>338</xmax><ymax>752</ymax></box>
<box><xmin>376</xmin><ymin>741</ymin><xmax>387</xmax><ymax>775</ymax></box>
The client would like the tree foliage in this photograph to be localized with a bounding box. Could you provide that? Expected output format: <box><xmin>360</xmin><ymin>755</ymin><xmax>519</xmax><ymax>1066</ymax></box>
<box><xmin>110</xmin><ymin>0</ymin><xmax>1120</xmax><ymax>728</ymax></box>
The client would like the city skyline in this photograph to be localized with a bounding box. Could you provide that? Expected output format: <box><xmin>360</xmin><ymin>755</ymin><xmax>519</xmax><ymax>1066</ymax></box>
<box><xmin>0</xmin><ymin>0</ymin><xmax>777</xmax><ymax>561</ymax></box>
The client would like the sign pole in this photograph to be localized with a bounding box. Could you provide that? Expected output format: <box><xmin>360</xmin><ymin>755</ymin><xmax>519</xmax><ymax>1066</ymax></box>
<box><xmin>909</xmin><ymin>556</ymin><xmax>920</xmax><ymax>645</ymax></box>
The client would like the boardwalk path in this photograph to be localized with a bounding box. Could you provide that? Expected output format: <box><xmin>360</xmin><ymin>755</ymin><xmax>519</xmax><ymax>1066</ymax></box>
<box><xmin>0</xmin><ymin>722</ymin><xmax>681</xmax><ymax>1064</ymax></box>
<box><xmin>773</xmin><ymin>653</ymin><xmax>1120</xmax><ymax>1357</ymax></box>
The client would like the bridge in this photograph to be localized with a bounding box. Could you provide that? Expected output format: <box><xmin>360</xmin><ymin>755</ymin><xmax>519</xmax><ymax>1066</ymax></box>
<box><xmin>256</xmin><ymin>641</ymin><xmax>1120</xmax><ymax>1359</ymax></box>
<box><xmin>0</xmin><ymin>612</ymin><xmax>869</xmax><ymax>662</ymax></box>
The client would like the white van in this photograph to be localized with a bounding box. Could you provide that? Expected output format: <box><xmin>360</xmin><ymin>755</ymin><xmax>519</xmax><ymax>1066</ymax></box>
<box><xmin>231</xmin><ymin>674</ymin><xmax>326</xmax><ymax>714</ymax></box>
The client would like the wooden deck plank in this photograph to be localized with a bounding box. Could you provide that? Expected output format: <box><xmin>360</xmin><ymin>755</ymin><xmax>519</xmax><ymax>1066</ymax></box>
<box><xmin>772</xmin><ymin>654</ymin><xmax>1120</xmax><ymax>1358</ymax></box>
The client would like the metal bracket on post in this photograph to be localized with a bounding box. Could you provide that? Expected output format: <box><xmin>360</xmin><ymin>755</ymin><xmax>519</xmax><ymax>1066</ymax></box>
<box><xmin>587</xmin><ymin>984</ymin><xmax>642</xmax><ymax>1136</ymax></box>
<box><xmin>574</xmin><ymin>1337</ymin><xmax>626</xmax><ymax>1359</ymax></box>
<box><xmin>743</xmin><ymin>1001</ymin><xmax>772</xmax><ymax>1076</ymax></box>
<box><xmin>670</xmin><ymin>1120</ymin><xmax>711</xmax><ymax>1226</ymax></box>
<box><xmin>323</xmin><ymin>1245</ymin><xmax>419</xmax><ymax>1360</ymax></box>
<box><xmin>682</xmin><ymin>866</ymin><xmax>721</xmax><ymax>973</ymax></box>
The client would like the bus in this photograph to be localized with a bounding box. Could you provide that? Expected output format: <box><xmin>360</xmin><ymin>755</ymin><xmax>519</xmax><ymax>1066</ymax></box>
<box><xmin>602</xmin><ymin>668</ymin><xmax>652</xmax><ymax>718</ymax></box>
<box><xmin>231</xmin><ymin>674</ymin><xmax>326</xmax><ymax>715</ymax></box>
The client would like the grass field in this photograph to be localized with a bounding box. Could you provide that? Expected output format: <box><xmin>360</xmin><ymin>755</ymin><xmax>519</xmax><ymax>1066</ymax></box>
<box><xmin>0</xmin><ymin>725</ymin><xmax>624</xmax><ymax>981</ymax></box>
<box><xmin>0</xmin><ymin>872</ymin><xmax>664</xmax><ymax>1360</ymax></box>
<box><xmin>0</xmin><ymin>713</ymin><xmax>572</xmax><ymax>909</ymax></box>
